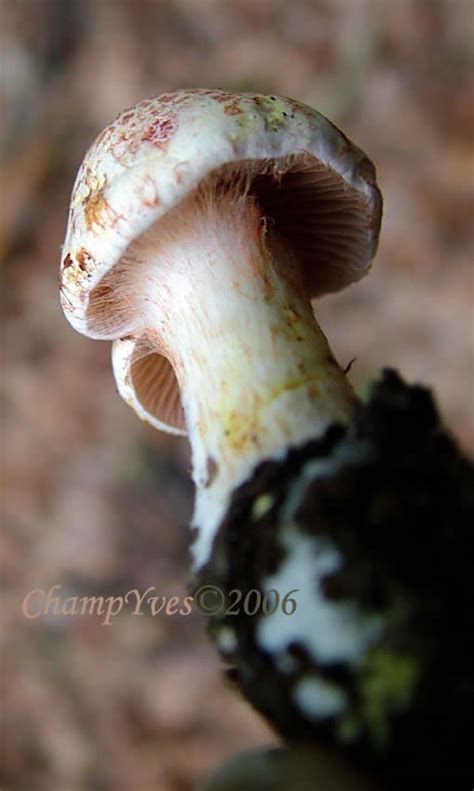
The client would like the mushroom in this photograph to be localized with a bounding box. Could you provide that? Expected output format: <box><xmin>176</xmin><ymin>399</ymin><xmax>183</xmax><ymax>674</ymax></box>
<box><xmin>60</xmin><ymin>89</ymin><xmax>382</xmax><ymax>569</ymax></box>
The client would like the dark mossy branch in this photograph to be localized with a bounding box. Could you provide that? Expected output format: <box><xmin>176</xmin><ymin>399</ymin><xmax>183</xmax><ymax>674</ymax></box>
<box><xmin>195</xmin><ymin>370</ymin><xmax>474</xmax><ymax>786</ymax></box>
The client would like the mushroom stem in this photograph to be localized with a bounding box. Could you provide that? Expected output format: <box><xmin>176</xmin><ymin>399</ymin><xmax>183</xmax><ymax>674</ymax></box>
<box><xmin>127</xmin><ymin>184</ymin><xmax>357</xmax><ymax>567</ymax></box>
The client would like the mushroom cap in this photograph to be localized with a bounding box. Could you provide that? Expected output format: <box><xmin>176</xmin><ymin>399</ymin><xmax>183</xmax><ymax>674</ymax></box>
<box><xmin>60</xmin><ymin>89</ymin><xmax>381</xmax><ymax>334</ymax></box>
<box><xmin>60</xmin><ymin>88</ymin><xmax>382</xmax><ymax>434</ymax></box>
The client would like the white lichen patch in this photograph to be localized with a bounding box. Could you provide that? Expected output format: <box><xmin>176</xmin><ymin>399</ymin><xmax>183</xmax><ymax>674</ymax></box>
<box><xmin>257</xmin><ymin>526</ymin><xmax>383</xmax><ymax>666</ymax></box>
<box><xmin>293</xmin><ymin>676</ymin><xmax>347</xmax><ymax>720</ymax></box>
<box><xmin>216</xmin><ymin>626</ymin><xmax>238</xmax><ymax>654</ymax></box>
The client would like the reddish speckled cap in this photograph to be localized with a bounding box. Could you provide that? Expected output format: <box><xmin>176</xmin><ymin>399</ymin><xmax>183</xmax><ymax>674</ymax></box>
<box><xmin>60</xmin><ymin>88</ymin><xmax>381</xmax><ymax>338</ymax></box>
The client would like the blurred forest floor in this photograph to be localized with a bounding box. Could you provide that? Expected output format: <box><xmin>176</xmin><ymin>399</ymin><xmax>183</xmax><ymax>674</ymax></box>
<box><xmin>1</xmin><ymin>1</ymin><xmax>473</xmax><ymax>790</ymax></box>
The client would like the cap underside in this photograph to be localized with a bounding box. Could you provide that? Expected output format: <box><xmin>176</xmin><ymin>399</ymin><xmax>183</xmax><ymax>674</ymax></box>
<box><xmin>129</xmin><ymin>349</ymin><xmax>185</xmax><ymax>432</ymax></box>
<box><xmin>103</xmin><ymin>152</ymin><xmax>377</xmax><ymax>435</ymax></box>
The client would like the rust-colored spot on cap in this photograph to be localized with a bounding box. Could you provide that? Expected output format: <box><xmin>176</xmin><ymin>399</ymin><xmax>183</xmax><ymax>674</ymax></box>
<box><xmin>83</xmin><ymin>190</ymin><xmax>109</xmax><ymax>230</ymax></box>
<box><xmin>213</xmin><ymin>92</ymin><xmax>236</xmax><ymax>104</ymax></box>
<box><xmin>76</xmin><ymin>247</ymin><xmax>92</xmax><ymax>271</ymax></box>
<box><xmin>141</xmin><ymin>114</ymin><xmax>178</xmax><ymax>146</ymax></box>
<box><xmin>62</xmin><ymin>253</ymin><xmax>73</xmax><ymax>269</ymax></box>
<box><xmin>224</xmin><ymin>102</ymin><xmax>243</xmax><ymax>116</ymax></box>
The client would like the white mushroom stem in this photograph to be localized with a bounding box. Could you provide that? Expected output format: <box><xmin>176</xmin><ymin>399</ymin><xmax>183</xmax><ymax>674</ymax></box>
<box><xmin>124</xmin><ymin>184</ymin><xmax>357</xmax><ymax>569</ymax></box>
